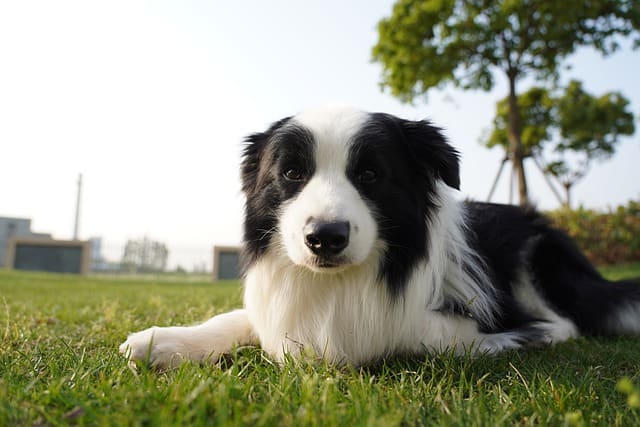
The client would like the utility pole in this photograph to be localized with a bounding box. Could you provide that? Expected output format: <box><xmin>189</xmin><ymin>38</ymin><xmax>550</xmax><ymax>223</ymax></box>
<box><xmin>73</xmin><ymin>173</ymin><xmax>82</xmax><ymax>240</ymax></box>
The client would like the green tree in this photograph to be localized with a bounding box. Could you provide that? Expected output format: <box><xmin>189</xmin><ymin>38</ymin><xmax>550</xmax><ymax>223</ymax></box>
<box><xmin>484</xmin><ymin>86</ymin><xmax>555</xmax><ymax>203</ymax></box>
<box><xmin>372</xmin><ymin>0</ymin><xmax>639</xmax><ymax>205</ymax></box>
<box><xmin>546</xmin><ymin>81</ymin><xmax>635</xmax><ymax>207</ymax></box>
<box><xmin>485</xmin><ymin>81</ymin><xmax>635</xmax><ymax>207</ymax></box>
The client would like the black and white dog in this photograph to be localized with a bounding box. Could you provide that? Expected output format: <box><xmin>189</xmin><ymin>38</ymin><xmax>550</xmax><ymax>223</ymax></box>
<box><xmin>120</xmin><ymin>106</ymin><xmax>640</xmax><ymax>368</ymax></box>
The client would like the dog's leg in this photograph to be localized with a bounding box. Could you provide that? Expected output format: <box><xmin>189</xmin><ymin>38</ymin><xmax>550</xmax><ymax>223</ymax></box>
<box><xmin>421</xmin><ymin>311</ymin><xmax>533</xmax><ymax>355</ymax></box>
<box><xmin>119</xmin><ymin>309</ymin><xmax>258</xmax><ymax>368</ymax></box>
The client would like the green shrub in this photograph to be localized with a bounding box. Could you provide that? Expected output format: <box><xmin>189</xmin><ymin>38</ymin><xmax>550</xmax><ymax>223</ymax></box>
<box><xmin>547</xmin><ymin>200</ymin><xmax>640</xmax><ymax>265</ymax></box>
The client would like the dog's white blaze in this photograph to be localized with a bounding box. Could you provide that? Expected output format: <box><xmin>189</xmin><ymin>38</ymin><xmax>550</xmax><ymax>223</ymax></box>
<box><xmin>279</xmin><ymin>106</ymin><xmax>377</xmax><ymax>268</ymax></box>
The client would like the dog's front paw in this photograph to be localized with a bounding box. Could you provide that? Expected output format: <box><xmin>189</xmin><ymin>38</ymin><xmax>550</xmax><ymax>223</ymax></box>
<box><xmin>119</xmin><ymin>327</ymin><xmax>184</xmax><ymax>369</ymax></box>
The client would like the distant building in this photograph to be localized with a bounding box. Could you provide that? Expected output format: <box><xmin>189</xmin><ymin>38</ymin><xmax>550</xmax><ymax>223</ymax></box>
<box><xmin>0</xmin><ymin>217</ymin><xmax>51</xmax><ymax>268</ymax></box>
<box><xmin>1</xmin><ymin>216</ymin><xmax>91</xmax><ymax>274</ymax></box>
<box><xmin>5</xmin><ymin>237</ymin><xmax>91</xmax><ymax>274</ymax></box>
<box><xmin>212</xmin><ymin>245</ymin><xmax>241</xmax><ymax>280</ymax></box>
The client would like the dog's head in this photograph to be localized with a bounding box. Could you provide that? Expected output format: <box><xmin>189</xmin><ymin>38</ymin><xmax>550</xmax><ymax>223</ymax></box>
<box><xmin>241</xmin><ymin>106</ymin><xmax>459</xmax><ymax>292</ymax></box>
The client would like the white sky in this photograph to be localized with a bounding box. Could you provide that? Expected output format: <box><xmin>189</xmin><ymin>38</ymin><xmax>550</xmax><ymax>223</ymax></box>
<box><xmin>1</xmin><ymin>1</ymin><xmax>639</xmax><ymax>270</ymax></box>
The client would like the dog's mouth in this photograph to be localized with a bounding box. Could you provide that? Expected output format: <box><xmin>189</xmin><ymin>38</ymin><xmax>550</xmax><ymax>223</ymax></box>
<box><xmin>306</xmin><ymin>255</ymin><xmax>351</xmax><ymax>272</ymax></box>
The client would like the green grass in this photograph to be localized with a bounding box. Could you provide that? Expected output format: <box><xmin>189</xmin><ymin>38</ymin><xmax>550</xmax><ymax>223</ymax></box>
<box><xmin>1</xmin><ymin>264</ymin><xmax>640</xmax><ymax>426</ymax></box>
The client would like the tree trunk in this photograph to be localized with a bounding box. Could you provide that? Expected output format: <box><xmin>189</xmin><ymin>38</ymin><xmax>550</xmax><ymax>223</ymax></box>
<box><xmin>506</xmin><ymin>72</ymin><xmax>529</xmax><ymax>205</ymax></box>
<box><xmin>563</xmin><ymin>183</ymin><xmax>572</xmax><ymax>209</ymax></box>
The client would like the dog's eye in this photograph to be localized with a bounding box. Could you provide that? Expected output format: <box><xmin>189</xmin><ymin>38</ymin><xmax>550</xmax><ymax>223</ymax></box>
<box><xmin>357</xmin><ymin>169</ymin><xmax>377</xmax><ymax>184</ymax></box>
<box><xmin>283</xmin><ymin>168</ymin><xmax>304</xmax><ymax>182</ymax></box>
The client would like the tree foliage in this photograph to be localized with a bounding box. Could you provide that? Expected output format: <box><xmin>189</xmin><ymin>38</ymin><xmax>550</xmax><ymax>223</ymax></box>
<box><xmin>484</xmin><ymin>80</ymin><xmax>636</xmax><ymax>207</ymax></box>
<box><xmin>556</xmin><ymin>81</ymin><xmax>636</xmax><ymax>157</ymax></box>
<box><xmin>372</xmin><ymin>0</ymin><xmax>640</xmax><ymax>204</ymax></box>
<box><xmin>373</xmin><ymin>0</ymin><xmax>639</xmax><ymax>100</ymax></box>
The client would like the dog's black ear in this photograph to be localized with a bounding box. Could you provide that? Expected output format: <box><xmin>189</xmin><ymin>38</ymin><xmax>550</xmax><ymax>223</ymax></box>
<box><xmin>400</xmin><ymin>119</ymin><xmax>460</xmax><ymax>190</ymax></box>
<box><xmin>241</xmin><ymin>117</ymin><xmax>291</xmax><ymax>195</ymax></box>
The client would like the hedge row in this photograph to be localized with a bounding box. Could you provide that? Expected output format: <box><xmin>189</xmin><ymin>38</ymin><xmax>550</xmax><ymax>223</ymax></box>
<box><xmin>547</xmin><ymin>200</ymin><xmax>640</xmax><ymax>265</ymax></box>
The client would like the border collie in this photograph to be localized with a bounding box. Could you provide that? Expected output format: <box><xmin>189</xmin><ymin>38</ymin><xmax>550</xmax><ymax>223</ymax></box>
<box><xmin>120</xmin><ymin>106</ymin><xmax>640</xmax><ymax>368</ymax></box>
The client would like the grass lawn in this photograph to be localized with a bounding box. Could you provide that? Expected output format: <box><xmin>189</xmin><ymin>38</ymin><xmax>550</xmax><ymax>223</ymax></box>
<box><xmin>2</xmin><ymin>265</ymin><xmax>640</xmax><ymax>426</ymax></box>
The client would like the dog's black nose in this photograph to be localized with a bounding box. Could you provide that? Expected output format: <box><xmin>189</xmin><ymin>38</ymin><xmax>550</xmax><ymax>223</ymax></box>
<box><xmin>304</xmin><ymin>220</ymin><xmax>350</xmax><ymax>256</ymax></box>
